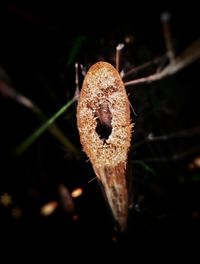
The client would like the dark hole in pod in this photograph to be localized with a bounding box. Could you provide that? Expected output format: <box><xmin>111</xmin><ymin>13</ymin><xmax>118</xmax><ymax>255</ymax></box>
<box><xmin>95</xmin><ymin>106</ymin><xmax>112</xmax><ymax>141</ymax></box>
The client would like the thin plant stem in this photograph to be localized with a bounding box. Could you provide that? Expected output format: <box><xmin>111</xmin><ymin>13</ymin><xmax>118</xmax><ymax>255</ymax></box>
<box><xmin>124</xmin><ymin>38</ymin><xmax>200</xmax><ymax>87</ymax></box>
<box><xmin>14</xmin><ymin>97</ymin><xmax>76</xmax><ymax>156</ymax></box>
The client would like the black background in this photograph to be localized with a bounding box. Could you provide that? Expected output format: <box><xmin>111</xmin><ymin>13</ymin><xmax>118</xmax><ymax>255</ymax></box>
<box><xmin>0</xmin><ymin>1</ymin><xmax>200</xmax><ymax>257</ymax></box>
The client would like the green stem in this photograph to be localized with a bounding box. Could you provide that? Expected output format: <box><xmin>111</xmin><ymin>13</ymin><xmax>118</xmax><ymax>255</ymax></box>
<box><xmin>14</xmin><ymin>97</ymin><xmax>77</xmax><ymax>157</ymax></box>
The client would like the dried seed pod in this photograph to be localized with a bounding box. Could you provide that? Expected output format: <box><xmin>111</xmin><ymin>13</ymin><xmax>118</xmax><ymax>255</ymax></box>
<box><xmin>77</xmin><ymin>61</ymin><xmax>133</xmax><ymax>231</ymax></box>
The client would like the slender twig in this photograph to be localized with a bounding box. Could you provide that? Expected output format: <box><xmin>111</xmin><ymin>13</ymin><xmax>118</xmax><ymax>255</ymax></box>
<box><xmin>161</xmin><ymin>12</ymin><xmax>175</xmax><ymax>63</ymax></box>
<box><xmin>132</xmin><ymin>145</ymin><xmax>200</xmax><ymax>163</ymax></box>
<box><xmin>124</xmin><ymin>38</ymin><xmax>200</xmax><ymax>87</ymax></box>
<box><xmin>147</xmin><ymin>127</ymin><xmax>200</xmax><ymax>141</ymax></box>
<box><xmin>74</xmin><ymin>63</ymin><xmax>80</xmax><ymax>99</ymax></box>
<box><xmin>123</xmin><ymin>55</ymin><xmax>166</xmax><ymax>79</ymax></box>
<box><xmin>0</xmin><ymin>81</ymin><xmax>36</xmax><ymax>110</ymax></box>
<box><xmin>88</xmin><ymin>177</ymin><xmax>97</xmax><ymax>183</ymax></box>
<box><xmin>80</xmin><ymin>64</ymin><xmax>86</xmax><ymax>76</ymax></box>
<box><xmin>133</xmin><ymin>127</ymin><xmax>200</xmax><ymax>150</ymax></box>
<box><xmin>156</xmin><ymin>55</ymin><xmax>168</xmax><ymax>73</ymax></box>
<box><xmin>116</xmin><ymin>43</ymin><xmax>124</xmax><ymax>72</ymax></box>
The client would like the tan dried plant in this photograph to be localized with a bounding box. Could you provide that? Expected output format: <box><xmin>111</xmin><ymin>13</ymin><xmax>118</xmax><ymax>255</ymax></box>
<box><xmin>77</xmin><ymin>61</ymin><xmax>133</xmax><ymax>231</ymax></box>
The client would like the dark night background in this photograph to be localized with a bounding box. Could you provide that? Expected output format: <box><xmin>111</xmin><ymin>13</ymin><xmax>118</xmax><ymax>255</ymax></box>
<box><xmin>0</xmin><ymin>1</ymin><xmax>200</xmax><ymax>257</ymax></box>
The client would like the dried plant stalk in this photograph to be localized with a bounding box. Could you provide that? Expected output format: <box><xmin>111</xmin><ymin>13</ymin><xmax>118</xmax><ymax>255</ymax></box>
<box><xmin>77</xmin><ymin>62</ymin><xmax>132</xmax><ymax>231</ymax></box>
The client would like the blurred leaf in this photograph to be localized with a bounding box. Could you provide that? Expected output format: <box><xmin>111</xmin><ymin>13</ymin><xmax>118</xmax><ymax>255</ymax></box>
<box><xmin>191</xmin><ymin>174</ymin><xmax>200</xmax><ymax>182</ymax></box>
<box><xmin>66</xmin><ymin>35</ymin><xmax>86</xmax><ymax>67</ymax></box>
<box><xmin>132</xmin><ymin>160</ymin><xmax>157</xmax><ymax>175</ymax></box>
